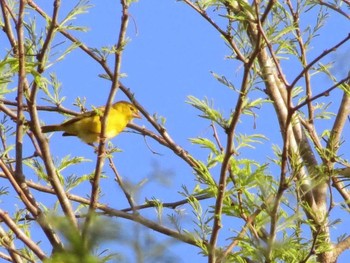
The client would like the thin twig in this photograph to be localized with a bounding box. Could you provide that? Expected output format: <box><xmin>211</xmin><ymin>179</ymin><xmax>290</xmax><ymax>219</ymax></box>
<box><xmin>15</xmin><ymin>0</ymin><xmax>26</xmax><ymax>205</ymax></box>
<box><xmin>27</xmin><ymin>0</ymin><xmax>200</xmax><ymax>175</ymax></box>
<box><xmin>24</xmin><ymin>0</ymin><xmax>78</xmax><ymax>229</ymax></box>
<box><xmin>182</xmin><ymin>0</ymin><xmax>247</xmax><ymax>63</ymax></box>
<box><xmin>290</xmin><ymin>33</ymin><xmax>350</xmax><ymax>89</ymax></box>
<box><xmin>286</xmin><ymin>0</ymin><xmax>314</xmax><ymax>123</ymax></box>
<box><xmin>0</xmin><ymin>209</ymin><xmax>46</xmax><ymax>260</ymax></box>
<box><xmin>0</xmin><ymin>172</ymin><xmax>212</xmax><ymax>213</ymax></box>
<box><xmin>0</xmin><ymin>173</ymin><xmax>208</xmax><ymax>249</ymax></box>
<box><xmin>83</xmin><ymin>0</ymin><xmax>131</xmax><ymax>242</ymax></box>
<box><xmin>318</xmin><ymin>0</ymin><xmax>350</xmax><ymax>19</ymax></box>
<box><xmin>255</xmin><ymin>3</ymin><xmax>289</xmax><ymax>87</ymax></box>
<box><xmin>266</xmin><ymin>99</ymin><xmax>293</xmax><ymax>261</ymax></box>
<box><xmin>0</xmin><ymin>224</ymin><xmax>23</xmax><ymax>263</ymax></box>
<box><xmin>108</xmin><ymin>156</ymin><xmax>137</xmax><ymax>210</ymax></box>
<box><xmin>210</xmin><ymin>123</ymin><xmax>224</xmax><ymax>152</ymax></box>
<box><xmin>293</xmin><ymin>76</ymin><xmax>350</xmax><ymax>112</ymax></box>
<box><xmin>221</xmin><ymin>208</ymin><xmax>262</xmax><ymax>259</ymax></box>
<box><xmin>209</xmin><ymin>59</ymin><xmax>253</xmax><ymax>262</ymax></box>
<box><xmin>0</xmin><ymin>0</ymin><xmax>17</xmax><ymax>50</ymax></box>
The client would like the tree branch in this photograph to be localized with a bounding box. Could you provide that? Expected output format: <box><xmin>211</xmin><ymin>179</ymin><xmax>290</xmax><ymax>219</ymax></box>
<box><xmin>0</xmin><ymin>209</ymin><xmax>46</xmax><ymax>261</ymax></box>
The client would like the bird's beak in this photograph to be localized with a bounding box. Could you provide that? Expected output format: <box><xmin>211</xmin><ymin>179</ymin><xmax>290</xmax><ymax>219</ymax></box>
<box><xmin>133</xmin><ymin>111</ymin><xmax>142</xmax><ymax>119</ymax></box>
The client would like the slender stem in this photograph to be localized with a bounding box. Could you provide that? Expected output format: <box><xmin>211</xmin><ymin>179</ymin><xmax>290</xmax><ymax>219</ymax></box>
<box><xmin>290</xmin><ymin>33</ymin><xmax>350</xmax><ymax>89</ymax></box>
<box><xmin>109</xmin><ymin>157</ymin><xmax>137</xmax><ymax>210</ymax></box>
<box><xmin>208</xmin><ymin>60</ymin><xmax>255</xmax><ymax>262</ymax></box>
<box><xmin>15</xmin><ymin>0</ymin><xmax>26</xmax><ymax>202</ymax></box>
<box><xmin>24</xmin><ymin>0</ymin><xmax>78</xmax><ymax>232</ymax></box>
<box><xmin>83</xmin><ymin>0</ymin><xmax>130</xmax><ymax>242</ymax></box>
<box><xmin>0</xmin><ymin>0</ymin><xmax>17</xmax><ymax>49</ymax></box>
<box><xmin>0</xmin><ymin>209</ymin><xmax>47</xmax><ymax>260</ymax></box>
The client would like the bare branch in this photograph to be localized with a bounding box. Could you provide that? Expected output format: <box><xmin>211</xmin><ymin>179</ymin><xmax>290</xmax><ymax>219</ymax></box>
<box><xmin>290</xmin><ymin>33</ymin><xmax>350</xmax><ymax>89</ymax></box>
<box><xmin>0</xmin><ymin>0</ymin><xmax>17</xmax><ymax>50</ymax></box>
<box><xmin>0</xmin><ymin>209</ymin><xmax>47</xmax><ymax>261</ymax></box>
<box><xmin>333</xmin><ymin>235</ymin><xmax>350</xmax><ymax>259</ymax></box>
<box><xmin>318</xmin><ymin>0</ymin><xmax>350</xmax><ymax>19</ymax></box>
<box><xmin>109</xmin><ymin>156</ymin><xmax>137</xmax><ymax>210</ymax></box>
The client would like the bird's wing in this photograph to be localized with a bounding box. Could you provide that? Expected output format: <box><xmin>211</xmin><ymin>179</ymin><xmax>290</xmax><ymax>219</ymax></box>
<box><xmin>60</xmin><ymin>107</ymin><xmax>104</xmax><ymax>128</ymax></box>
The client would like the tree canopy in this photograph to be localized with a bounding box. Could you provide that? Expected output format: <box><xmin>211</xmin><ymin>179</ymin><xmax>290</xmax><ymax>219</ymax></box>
<box><xmin>0</xmin><ymin>1</ymin><xmax>350</xmax><ymax>263</ymax></box>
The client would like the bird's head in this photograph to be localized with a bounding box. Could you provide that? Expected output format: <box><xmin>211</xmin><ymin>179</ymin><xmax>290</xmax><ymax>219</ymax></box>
<box><xmin>114</xmin><ymin>101</ymin><xmax>142</xmax><ymax>120</ymax></box>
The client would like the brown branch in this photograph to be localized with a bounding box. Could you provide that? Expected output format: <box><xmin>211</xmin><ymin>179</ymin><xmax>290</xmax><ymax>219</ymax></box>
<box><xmin>333</xmin><ymin>235</ymin><xmax>350</xmax><ymax>260</ymax></box>
<box><xmin>176</xmin><ymin>3</ymin><xmax>265</xmax><ymax>261</ymax></box>
<box><xmin>15</xmin><ymin>0</ymin><xmax>26</xmax><ymax>203</ymax></box>
<box><xmin>211</xmin><ymin>123</ymin><xmax>224</xmax><ymax>153</ymax></box>
<box><xmin>260</xmin><ymin>0</ymin><xmax>276</xmax><ymax>24</ymax></box>
<box><xmin>327</xmin><ymin>75</ymin><xmax>350</xmax><ymax>153</ymax></box>
<box><xmin>0</xmin><ymin>225</ymin><xmax>23</xmax><ymax>263</ymax></box>
<box><xmin>255</xmin><ymin>7</ymin><xmax>288</xmax><ymax>87</ymax></box>
<box><xmin>27</xmin><ymin>0</ymin><xmax>201</xmax><ymax>180</ymax></box>
<box><xmin>82</xmin><ymin>0</ymin><xmax>131</xmax><ymax>244</ymax></box>
<box><xmin>21</xmin><ymin>0</ymin><xmax>78</xmax><ymax>228</ymax></box>
<box><xmin>240</xmin><ymin>2</ymin><xmax>332</xmax><ymax>260</ymax></box>
<box><xmin>0</xmin><ymin>172</ymin><xmax>211</xmax><ymax>213</ymax></box>
<box><xmin>328</xmin><ymin>76</ymin><xmax>350</xmax><ymax>207</ymax></box>
<box><xmin>204</xmin><ymin>2</ymin><xmax>266</xmax><ymax>259</ymax></box>
<box><xmin>27</xmin><ymin>0</ymin><xmax>114</xmax><ymax>77</ymax></box>
<box><xmin>121</xmin><ymin>194</ymin><xmax>211</xmax><ymax>212</ymax></box>
<box><xmin>0</xmin><ymin>209</ymin><xmax>46</xmax><ymax>261</ymax></box>
<box><xmin>127</xmin><ymin>123</ymin><xmax>198</xmax><ymax>168</ymax></box>
<box><xmin>332</xmin><ymin>178</ymin><xmax>350</xmax><ymax>209</ymax></box>
<box><xmin>0</xmin><ymin>0</ymin><xmax>17</xmax><ymax>50</ymax></box>
<box><xmin>318</xmin><ymin>0</ymin><xmax>350</xmax><ymax>19</ymax></box>
<box><xmin>182</xmin><ymin>0</ymin><xmax>247</xmax><ymax>63</ymax></box>
<box><xmin>209</xmin><ymin>62</ymin><xmax>254</xmax><ymax>262</ymax></box>
<box><xmin>290</xmin><ymin>33</ymin><xmax>350</xmax><ymax>89</ymax></box>
<box><xmin>299</xmin><ymin>225</ymin><xmax>324</xmax><ymax>263</ymax></box>
<box><xmin>0</xmin><ymin>173</ymin><xmax>208</xmax><ymax>249</ymax></box>
<box><xmin>109</xmin><ymin>156</ymin><xmax>137</xmax><ymax>210</ymax></box>
<box><xmin>221</xmin><ymin>208</ymin><xmax>262</xmax><ymax>259</ymax></box>
<box><xmin>0</xmin><ymin>104</ymin><xmax>62</xmax><ymax>248</ymax></box>
<box><xmin>0</xmin><ymin>160</ymin><xmax>63</xmax><ymax>249</ymax></box>
<box><xmin>286</xmin><ymin>0</ymin><xmax>314</xmax><ymax>123</ymax></box>
<box><xmin>12</xmin><ymin>0</ymin><xmax>62</xmax><ymax>251</ymax></box>
<box><xmin>90</xmin><ymin>0</ymin><xmax>129</xmax><ymax>210</ymax></box>
<box><xmin>0</xmin><ymin>99</ymin><xmax>80</xmax><ymax>116</ymax></box>
<box><xmin>293</xmin><ymin>76</ymin><xmax>350</xmax><ymax>112</ymax></box>
<box><xmin>0</xmin><ymin>161</ymin><xmax>39</xmax><ymax>215</ymax></box>
<box><xmin>36</xmin><ymin>0</ymin><xmax>60</xmax><ymax>70</ymax></box>
<box><xmin>266</xmin><ymin>83</ymin><xmax>294</xmax><ymax>260</ymax></box>
<box><xmin>0</xmin><ymin>252</ymin><xmax>12</xmax><ymax>262</ymax></box>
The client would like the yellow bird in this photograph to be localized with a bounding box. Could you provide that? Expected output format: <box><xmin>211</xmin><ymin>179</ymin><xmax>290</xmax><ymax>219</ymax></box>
<box><xmin>41</xmin><ymin>101</ymin><xmax>141</xmax><ymax>144</ymax></box>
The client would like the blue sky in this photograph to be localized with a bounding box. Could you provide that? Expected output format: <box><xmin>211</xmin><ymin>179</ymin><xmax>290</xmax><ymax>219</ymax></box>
<box><xmin>2</xmin><ymin>0</ymin><xmax>350</xmax><ymax>262</ymax></box>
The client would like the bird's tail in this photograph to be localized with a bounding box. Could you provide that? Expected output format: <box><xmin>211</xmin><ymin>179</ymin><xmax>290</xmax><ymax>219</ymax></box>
<box><xmin>41</xmin><ymin>125</ymin><xmax>62</xmax><ymax>133</ymax></box>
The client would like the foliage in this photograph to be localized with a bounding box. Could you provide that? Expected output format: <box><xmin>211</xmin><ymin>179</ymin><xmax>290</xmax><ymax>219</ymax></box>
<box><xmin>0</xmin><ymin>0</ymin><xmax>349</xmax><ymax>263</ymax></box>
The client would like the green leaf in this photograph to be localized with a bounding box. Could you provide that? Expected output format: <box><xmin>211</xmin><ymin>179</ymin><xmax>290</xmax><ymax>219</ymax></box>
<box><xmin>187</xmin><ymin>95</ymin><xmax>227</xmax><ymax>128</ymax></box>
<box><xmin>65</xmin><ymin>173</ymin><xmax>91</xmax><ymax>191</ymax></box>
<box><xmin>211</xmin><ymin>71</ymin><xmax>235</xmax><ymax>90</ymax></box>
<box><xmin>58</xmin><ymin>0</ymin><xmax>92</xmax><ymax>31</ymax></box>
<box><xmin>189</xmin><ymin>137</ymin><xmax>219</xmax><ymax>155</ymax></box>
<box><xmin>207</xmin><ymin>153</ymin><xmax>224</xmax><ymax>169</ymax></box>
<box><xmin>40</xmin><ymin>73</ymin><xmax>66</xmax><ymax>105</ymax></box>
<box><xmin>190</xmin><ymin>157</ymin><xmax>217</xmax><ymax>187</ymax></box>
<box><xmin>242</xmin><ymin>97</ymin><xmax>271</xmax><ymax>116</ymax></box>
<box><xmin>235</xmin><ymin>133</ymin><xmax>267</xmax><ymax>151</ymax></box>
<box><xmin>23</xmin><ymin>159</ymin><xmax>48</xmax><ymax>181</ymax></box>
<box><xmin>56</xmin><ymin>155</ymin><xmax>91</xmax><ymax>173</ymax></box>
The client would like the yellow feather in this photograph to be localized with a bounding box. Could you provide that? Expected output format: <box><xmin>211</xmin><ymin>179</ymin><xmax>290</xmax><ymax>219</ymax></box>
<box><xmin>41</xmin><ymin>101</ymin><xmax>141</xmax><ymax>144</ymax></box>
